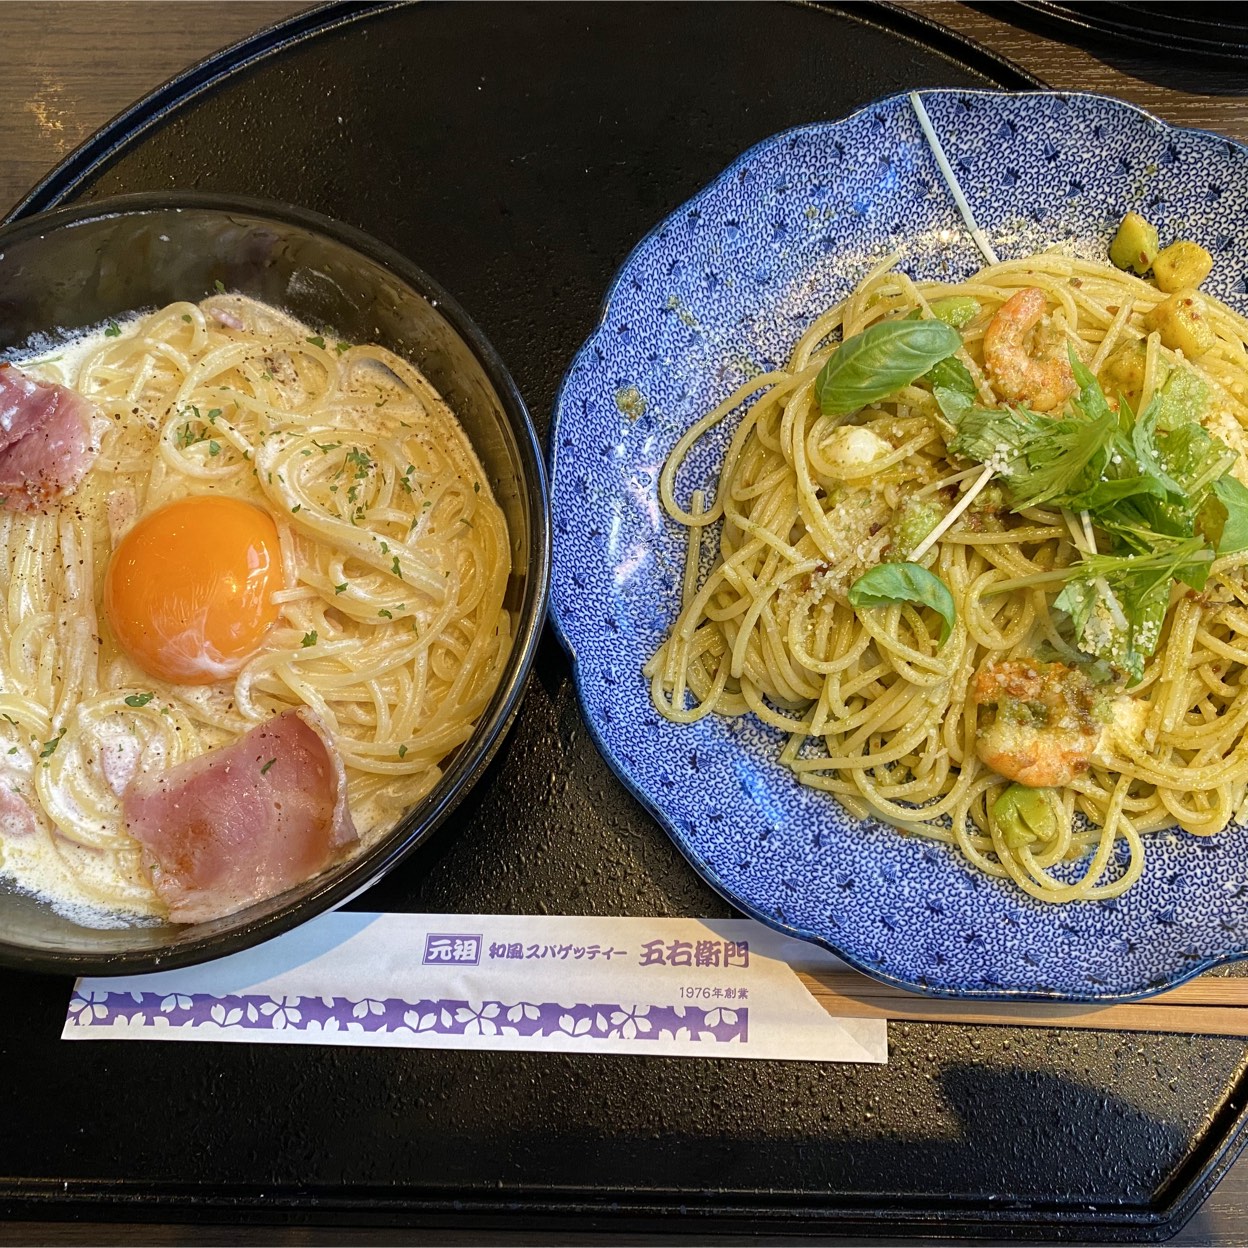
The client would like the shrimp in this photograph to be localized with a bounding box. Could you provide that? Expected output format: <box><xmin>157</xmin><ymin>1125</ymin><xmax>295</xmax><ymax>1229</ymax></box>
<box><xmin>972</xmin><ymin>658</ymin><xmax>1136</xmax><ymax>789</ymax></box>
<box><xmin>982</xmin><ymin>288</ymin><xmax>1077</xmax><ymax>413</ymax></box>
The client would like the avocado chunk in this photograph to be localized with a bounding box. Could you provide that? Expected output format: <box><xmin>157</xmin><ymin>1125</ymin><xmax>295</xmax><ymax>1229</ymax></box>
<box><xmin>1109</xmin><ymin>211</ymin><xmax>1159</xmax><ymax>275</ymax></box>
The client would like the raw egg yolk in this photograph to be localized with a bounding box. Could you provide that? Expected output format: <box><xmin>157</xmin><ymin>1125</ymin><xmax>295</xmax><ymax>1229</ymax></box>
<box><xmin>104</xmin><ymin>495</ymin><xmax>284</xmax><ymax>685</ymax></box>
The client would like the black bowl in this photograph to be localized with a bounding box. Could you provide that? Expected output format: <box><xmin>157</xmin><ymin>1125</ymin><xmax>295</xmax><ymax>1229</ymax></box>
<box><xmin>0</xmin><ymin>192</ymin><xmax>550</xmax><ymax>974</ymax></box>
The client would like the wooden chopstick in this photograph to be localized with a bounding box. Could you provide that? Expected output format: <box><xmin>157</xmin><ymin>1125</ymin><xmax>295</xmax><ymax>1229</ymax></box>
<box><xmin>797</xmin><ymin>969</ymin><xmax>1248</xmax><ymax>1036</ymax></box>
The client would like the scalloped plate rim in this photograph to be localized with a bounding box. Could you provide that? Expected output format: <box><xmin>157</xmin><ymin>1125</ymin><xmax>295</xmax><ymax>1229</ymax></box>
<box><xmin>548</xmin><ymin>87</ymin><xmax>1248</xmax><ymax>1004</ymax></box>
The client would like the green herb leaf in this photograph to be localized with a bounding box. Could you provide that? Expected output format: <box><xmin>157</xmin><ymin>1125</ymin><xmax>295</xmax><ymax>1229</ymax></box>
<box><xmin>214</xmin><ymin>279</ymin><xmax>226</xmax><ymax>293</ymax></box>
<box><xmin>398</xmin><ymin>744</ymin><xmax>408</xmax><ymax>758</ymax></box>
<box><xmin>925</xmin><ymin>354</ymin><xmax>977</xmax><ymax>401</ymax></box>
<box><xmin>1156</xmin><ymin>419</ymin><xmax>1236</xmax><ymax>499</ymax></box>
<box><xmin>181</xmin><ymin>314</ymin><xmax>193</xmax><ymax>324</ymax></box>
<box><xmin>124</xmin><ymin>693</ymin><xmax>154</xmax><ymax>708</ymax></box>
<box><xmin>260</xmin><ymin>757</ymin><xmax>276</xmax><ymax>775</ymax></box>
<box><xmin>301</xmin><ymin>630</ymin><xmax>318</xmax><ymax>647</ymax></box>
<box><xmin>1010</xmin><ymin>415</ymin><xmax>1118</xmax><ymax>512</ymax></box>
<box><xmin>847</xmin><ymin>562</ymin><xmax>956</xmax><ymax>643</ymax></box>
<box><xmin>306</xmin><ymin>335</ymin><xmax>326</xmax><ymax>349</ymax></box>
<box><xmin>1129</xmin><ymin>403</ymin><xmax>1185</xmax><ymax>500</ymax></box>
<box><xmin>1212</xmin><ymin>475</ymin><xmax>1248</xmax><ymax>555</ymax></box>
<box><xmin>334</xmin><ymin>582</ymin><xmax>348</xmax><ymax>594</ymax></box>
<box><xmin>40</xmin><ymin>732</ymin><xmax>63</xmax><ymax>759</ymax></box>
<box><xmin>815</xmin><ymin>320</ymin><xmax>961</xmax><ymax>417</ymax></box>
<box><xmin>208</xmin><ymin>441</ymin><xmax>221</xmax><ymax>457</ymax></box>
<box><xmin>378</xmin><ymin>609</ymin><xmax>393</xmax><ymax>619</ymax></box>
<box><xmin>1056</xmin><ymin>538</ymin><xmax>1210</xmax><ymax>681</ymax></box>
<box><xmin>1153</xmin><ymin>367</ymin><xmax>1209</xmax><ymax>431</ymax></box>
<box><xmin>104</xmin><ymin>322</ymin><xmax>121</xmax><ymax>338</ymax></box>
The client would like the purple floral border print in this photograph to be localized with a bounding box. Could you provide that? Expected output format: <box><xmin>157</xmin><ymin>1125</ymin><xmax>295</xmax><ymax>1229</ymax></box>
<box><xmin>67</xmin><ymin>991</ymin><xmax>748</xmax><ymax>1043</ymax></box>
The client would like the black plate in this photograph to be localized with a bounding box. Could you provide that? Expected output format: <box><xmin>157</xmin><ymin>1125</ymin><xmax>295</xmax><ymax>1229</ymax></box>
<box><xmin>4</xmin><ymin>1</ymin><xmax>1247</xmax><ymax>1240</ymax></box>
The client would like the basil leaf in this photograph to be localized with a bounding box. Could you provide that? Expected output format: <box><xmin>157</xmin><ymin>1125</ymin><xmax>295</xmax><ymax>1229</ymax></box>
<box><xmin>816</xmin><ymin>320</ymin><xmax>961</xmax><ymax>417</ymax></box>
<box><xmin>848</xmin><ymin>562</ymin><xmax>956</xmax><ymax>643</ymax></box>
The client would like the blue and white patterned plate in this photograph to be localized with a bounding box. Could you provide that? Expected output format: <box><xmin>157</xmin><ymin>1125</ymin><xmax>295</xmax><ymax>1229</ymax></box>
<box><xmin>549</xmin><ymin>90</ymin><xmax>1248</xmax><ymax>1002</ymax></box>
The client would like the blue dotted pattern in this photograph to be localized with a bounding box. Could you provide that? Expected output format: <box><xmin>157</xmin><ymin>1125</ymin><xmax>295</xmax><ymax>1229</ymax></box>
<box><xmin>549</xmin><ymin>91</ymin><xmax>1248</xmax><ymax>1001</ymax></box>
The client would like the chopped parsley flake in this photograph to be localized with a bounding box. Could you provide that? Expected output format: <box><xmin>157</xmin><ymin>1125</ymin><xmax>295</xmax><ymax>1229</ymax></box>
<box><xmin>398</xmin><ymin>745</ymin><xmax>408</xmax><ymax>759</ymax></box>
<box><xmin>306</xmin><ymin>335</ymin><xmax>326</xmax><ymax>349</ymax></box>
<box><xmin>291</xmin><ymin>503</ymin><xmax>302</xmax><ymax>513</ymax></box>
<box><xmin>208</xmin><ymin>441</ymin><xmax>221</xmax><ymax>457</ymax></box>
<box><xmin>40</xmin><ymin>732</ymin><xmax>63</xmax><ymax>759</ymax></box>
<box><xmin>104</xmin><ymin>322</ymin><xmax>121</xmax><ymax>338</ymax></box>
<box><xmin>301</xmin><ymin>630</ymin><xmax>318</xmax><ymax>647</ymax></box>
<box><xmin>214</xmin><ymin>279</ymin><xmax>226</xmax><ymax>293</ymax></box>
<box><xmin>334</xmin><ymin>582</ymin><xmax>348</xmax><ymax>594</ymax></box>
<box><xmin>392</xmin><ymin>556</ymin><xmax>402</xmax><ymax>578</ymax></box>
<box><xmin>378</xmin><ymin>609</ymin><xmax>393</xmax><ymax>619</ymax></box>
<box><xmin>124</xmin><ymin>693</ymin><xmax>154</xmax><ymax>708</ymax></box>
<box><xmin>260</xmin><ymin>757</ymin><xmax>276</xmax><ymax>775</ymax></box>
<box><xmin>181</xmin><ymin>314</ymin><xmax>192</xmax><ymax>324</ymax></box>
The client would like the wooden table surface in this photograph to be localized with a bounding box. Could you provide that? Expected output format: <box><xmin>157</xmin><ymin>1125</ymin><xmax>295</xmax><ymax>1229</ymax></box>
<box><xmin>3</xmin><ymin>3</ymin><xmax>1248</xmax><ymax>1245</ymax></box>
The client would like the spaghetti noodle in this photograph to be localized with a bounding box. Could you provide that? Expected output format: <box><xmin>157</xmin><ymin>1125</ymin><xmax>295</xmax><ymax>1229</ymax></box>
<box><xmin>647</xmin><ymin>253</ymin><xmax>1248</xmax><ymax>903</ymax></box>
<box><xmin>0</xmin><ymin>295</ymin><xmax>511</xmax><ymax>923</ymax></box>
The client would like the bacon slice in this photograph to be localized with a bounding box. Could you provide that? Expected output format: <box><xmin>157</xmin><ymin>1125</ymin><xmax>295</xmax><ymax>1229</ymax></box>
<box><xmin>123</xmin><ymin>709</ymin><xmax>359</xmax><ymax>924</ymax></box>
<box><xmin>0</xmin><ymin>365</ymin><xmax>100</xmax><ymax>511</ymax></box>
<box><xmin>0</xmin><ymin>785</ymin><xmax>39</xmax><ymax>840</ymax></box>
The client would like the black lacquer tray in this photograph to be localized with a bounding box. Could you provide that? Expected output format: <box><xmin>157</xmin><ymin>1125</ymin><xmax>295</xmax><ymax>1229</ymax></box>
<box><xmin>4</xmin><ymin>2</ymin><xmax>1248</xmax><ymax>1240</ymax></box>
<box><xmin>1010</xmin><ymin>3</ymin><xmax>1248</xmax><ymax>67</ymax></box>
